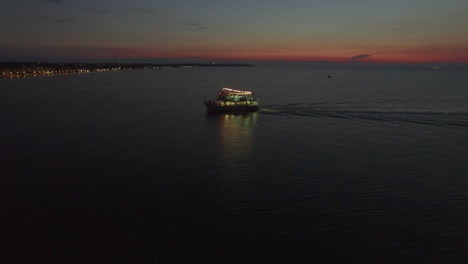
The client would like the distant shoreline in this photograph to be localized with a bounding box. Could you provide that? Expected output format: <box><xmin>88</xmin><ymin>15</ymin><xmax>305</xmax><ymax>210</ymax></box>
<box><xmin>0</xmin><ymin>62</ymin><xmax>254</xmax><ymax>79</ymax></box>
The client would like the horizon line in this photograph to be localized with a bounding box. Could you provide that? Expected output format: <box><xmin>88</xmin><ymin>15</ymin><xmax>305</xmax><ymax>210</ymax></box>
<box><xmin>1</xmin><ymin>59</ymin><xmax>468</xmax><ymax>67</ymax></box>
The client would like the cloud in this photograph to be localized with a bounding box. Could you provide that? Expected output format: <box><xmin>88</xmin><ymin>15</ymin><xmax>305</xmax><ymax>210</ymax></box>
<box><xmin>41</xmin><ymin>0</ymin><xmax>64</xmax><ymax>4</ymax></box>
<box><xmin>81</xmin><ymin>8</ymin><xmax>111</xmax><ymax>14</ymax></box>
<box><xmin>81</xmin><ymin>7</ymin><xmax>156</xmax><ymax>15</ymax></box>
<box><xmin>191</xmin><ymin>23</ymin><xmax>208</xmax><ymax>30</ymax></box>
<box><xmin>351</xmin><ymin>54</ymin><xmax>371</xmax><ymax>61</ymax></box>
<box><xmin>128</xmin><ymin>8</ymin><xmax>156</xmax><ymax>15</ymax></box>
<box><xmin>38</xmin><ymin>16</ymin><xmax>72</xmax><ymax>24</ymax></box>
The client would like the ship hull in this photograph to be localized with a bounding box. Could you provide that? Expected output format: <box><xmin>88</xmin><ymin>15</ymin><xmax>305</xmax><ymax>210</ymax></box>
<box><xmin>204</xmin><ymin>102</ymin><xmax>259</xmax><ymax>113</ymax></box>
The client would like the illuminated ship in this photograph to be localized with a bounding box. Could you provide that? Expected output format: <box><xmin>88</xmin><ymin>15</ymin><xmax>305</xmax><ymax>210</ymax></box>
<box><xmin>204</xmin><ymin>87</ymin><xmax>259</xmax><ymax>113</ymax></box>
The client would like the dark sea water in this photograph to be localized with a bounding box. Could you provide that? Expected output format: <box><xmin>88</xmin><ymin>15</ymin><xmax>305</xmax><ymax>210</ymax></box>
<box><xmin>2</xmin><ymin>66</ymin><xmax>468</xmax><ymax>263</ymax></box>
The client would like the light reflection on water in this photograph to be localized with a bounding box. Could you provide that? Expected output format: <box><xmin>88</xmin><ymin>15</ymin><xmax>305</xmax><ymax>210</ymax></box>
<box><xmin>217</xmin><ymin>112</ymin><xmax>257</xmax><ymax>158</ymax></box>
<box><xmin>208</xmin><ymin>113</ymin><xmax>259</xmax><ymax>188</ymax></box>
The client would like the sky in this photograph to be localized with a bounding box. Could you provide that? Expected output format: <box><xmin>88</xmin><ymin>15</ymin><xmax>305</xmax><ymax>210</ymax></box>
<box><xmin>1</xmin><ymin>0</ymin><xmax>468</xmax><ymax>64</ymax></box>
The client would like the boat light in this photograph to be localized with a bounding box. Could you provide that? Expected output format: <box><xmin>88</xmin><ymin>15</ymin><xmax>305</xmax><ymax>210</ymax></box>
<box><xmin>222</xmin><ymin>87</ymin><xmax>252</xmax><ymax>94</ymax></box>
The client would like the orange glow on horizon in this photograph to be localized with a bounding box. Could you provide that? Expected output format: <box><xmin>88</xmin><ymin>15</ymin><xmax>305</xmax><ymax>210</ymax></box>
<box><xmin>12</xmin><ymin>45</ymin><xmax>468</xmax><ymax>64</ymax></box>
<box><xmin>90</xmin><ymin>47</ymin><xmax>468</xmax><ymax>64</ymax></box>
<box><xmin>119</xmin><ymin>52</ymin><xmax>468</xmax><ymax>64</ymax></box>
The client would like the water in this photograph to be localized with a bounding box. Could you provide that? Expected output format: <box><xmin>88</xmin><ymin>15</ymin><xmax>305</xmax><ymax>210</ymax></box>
<box><xmin>2</xmin><ymin>67</ymin><xmax>468</xmax><ymax>263</ymax></box>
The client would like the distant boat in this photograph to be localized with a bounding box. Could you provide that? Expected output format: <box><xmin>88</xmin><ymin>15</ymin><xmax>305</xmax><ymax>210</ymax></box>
<box><xmin>204</xmin><ymin>87</ymin><xmax>259</xmax><ymax>113</ymax></box>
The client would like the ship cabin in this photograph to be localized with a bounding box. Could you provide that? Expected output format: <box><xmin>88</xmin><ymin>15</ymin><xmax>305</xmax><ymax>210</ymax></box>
<box><xmin>217</xmin><ymin>87</ymin><xmax>256</xmax><ymax>102</ymax></box>
<box><xmin>204</xmin><ymin>87</ymin><xmax>259</xmax><ymax>112</ymax></box>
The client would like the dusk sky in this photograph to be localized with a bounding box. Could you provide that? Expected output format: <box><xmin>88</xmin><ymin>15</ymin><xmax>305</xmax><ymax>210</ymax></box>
<box><xmin>1</xmin><ymin>0</ymin><xmax>468</xmax><ymax>64</ymax></box>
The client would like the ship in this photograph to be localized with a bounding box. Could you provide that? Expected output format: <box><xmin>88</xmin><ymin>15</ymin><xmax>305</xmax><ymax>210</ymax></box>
<box><xmin>204</xmin><ymin>87</ymin><xmax>259</xmax><ymax>113</ymax></box>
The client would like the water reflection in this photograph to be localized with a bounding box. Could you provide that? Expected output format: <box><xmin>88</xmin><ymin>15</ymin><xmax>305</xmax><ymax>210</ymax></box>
<box><xmin>210</xmin><ymin>113</ymin><xmax>258</xmax><ymax>168</ymax></box>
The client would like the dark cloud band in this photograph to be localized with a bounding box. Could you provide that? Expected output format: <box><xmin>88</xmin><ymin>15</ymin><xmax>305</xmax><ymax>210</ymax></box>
<box><xmin>351</xmin><ymin>54</ymin><xmax>371</xmax><ymax>61</ymax></box>
<box><xmin>41</xmin><ymin>0</ymin><xmax>65</xmax><ymax>4</ymax></box>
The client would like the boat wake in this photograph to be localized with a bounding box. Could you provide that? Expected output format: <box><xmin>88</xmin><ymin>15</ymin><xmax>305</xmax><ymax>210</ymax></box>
<box><xmin>260</xmin><ymin>103</ymin><xmax>468</xmax><ymax>128</ymax></box>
